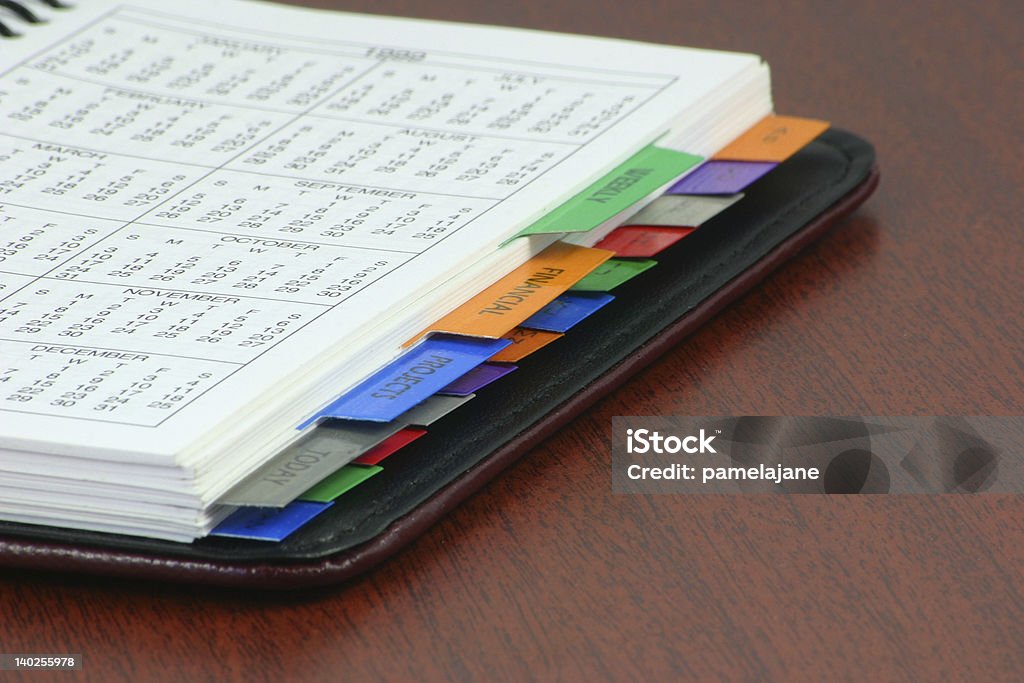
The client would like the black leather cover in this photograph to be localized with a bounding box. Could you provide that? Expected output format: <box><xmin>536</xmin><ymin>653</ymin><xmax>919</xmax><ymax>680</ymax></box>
<box><xmin>0</xmin><ymin>128</ymin><xmax>878</xmax><ymax>587</ymax></box>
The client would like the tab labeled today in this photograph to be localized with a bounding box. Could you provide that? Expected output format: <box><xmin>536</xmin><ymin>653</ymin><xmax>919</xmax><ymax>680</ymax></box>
<box><xmin>515</xmin><ymin>144</ymin><xmax>702</xmax><ymax>238</ymax></box>
<box><xmin>221</xmin><ymin>419</ymin><xmax>402</xmax><ymax>507</ymax></box>
<box><xmin>413</xmin><ymin>242</ymin><xmax>612</xmax><ymax>341</ymax></box>
<box><xmin>224</xmin><ymin>395</ymin><xmax>471</xmax><ymax>508</ymax></box>
<box><xmin>314</xmin><ymin>335</ymin><xmax>508</xmax><ymax>422</ymax></box>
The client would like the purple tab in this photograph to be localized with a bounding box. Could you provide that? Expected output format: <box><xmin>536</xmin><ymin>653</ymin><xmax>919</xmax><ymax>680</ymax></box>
<box><xmin>667</xmin><ymin>161</ymin><xmax>777</xmax><ymax>195</ymax></box>
<box><xmin>521</xmin><ymin>292</ymin><xmax>614</xmax><ymax>333</ymax></box>
<box><xmin>304</xmin><ymin>334</ymin><xmax>510</xmax><ymax>424</ymax></box>
<box><xmin>438</xmin><ymin>363</ymin><xmax>517</xmax><ymax>396</ymax></box>
<box><xmin>211</xmin><ymin>501</ymin><xmax>332</xmax><ymax>541</ymax></box>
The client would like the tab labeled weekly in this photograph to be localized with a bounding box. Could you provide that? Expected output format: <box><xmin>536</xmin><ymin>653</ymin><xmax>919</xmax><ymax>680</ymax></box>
<box><xmin>316</xmin><ymin>335</ymin><xmax>507</xmax><ymax>422</ymax></box>
<box><xmin>521</xmin><ymin>292</ymin><xmax>614</xmax><ymax>333</ymax></box>
<box><xmin>571</xmin><ymin>258</ymin><xmax>656</xmax><ymax>291</ymax></box>
<box><xmin>490</xmin><ymin>327</ymin><xmax>563</xmax><ymax>363</ymax></box>
<box><xmin>713</xmin><ymin>115</ymin><xmax>829</xmax><ymax>162</ymax></box>
<box><xmin>414</xmin><ymin>242</ymin><xmax>612</xmax><ymax>341</ymax></box>
<box><xmin>515</xmin><ymin>144</ymin><xmax>702</xmax><ymax>238</ymax></box>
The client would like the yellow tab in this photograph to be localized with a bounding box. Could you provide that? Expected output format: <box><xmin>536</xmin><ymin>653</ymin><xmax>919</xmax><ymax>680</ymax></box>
<box><xmin>411</xmin><ymin>242</ymin><xmax>612</xmax><ymax>343</ymax></box>
<box><xmin>713</xmin><ymin>115</ymin><xmax>829</xmax><ymax>162</ymax></box>
<box><xmin>491</xmin><ymin>328</ymin><xmax>563</xmax><ymax>362</ymax></box>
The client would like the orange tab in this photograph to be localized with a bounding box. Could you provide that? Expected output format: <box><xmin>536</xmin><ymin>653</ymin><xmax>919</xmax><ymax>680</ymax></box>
<box><xmin>490</xmin><ymin>328</ymin><xmax>563</xmax><ymax>362</ymax></box>
<box><xmin>713</xmin><ymin>115</ymin><xmax>829</xmax><ymax>162</ymax></box>
<box><xmin>410</xmin><ymin>242</ymin><xmax>612</xmax><ymax>343</ymax></box>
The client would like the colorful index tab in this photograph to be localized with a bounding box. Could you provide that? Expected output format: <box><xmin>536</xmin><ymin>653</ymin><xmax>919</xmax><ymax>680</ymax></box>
<box><xmin>594</xmin><ymin>226</ymin><xmax>694</xmax><ymax>257</ymax></box>
<box><xmin>401</xmin><ymin>394</ymin><xmax>474</xmax><ymax>426</ymax></box>
<box><xmin>411</xmin><ymin>242</ymin><xmax>612</xmax><ymax>341</ymax></box>
<box><xmin>515</xmin><ymin>144</ymin><xmax>702</xmax><ymax>238</ymax></box>
<box><xmin>490</xmin><ymin>328</ymin><xmax>563</xmax><ymax>362</ymax></box>
<box><xmin>571</xmin><ymin>258</ymin><xmax>656</xmax><ymax>291</ymax></box>
<box><xmin>623</xmin><ymin>194</ymin><xmax>741</xmax><ymax>228</ymax></box>
<box><xmin>713</xmin><ymin>115</ymin><xmax>829</xmax><ymax>162</ymax></box>
<box><xmin>313</xmin><ymin>335</ymin><xmax>508</xmax><ymax>423</ymax></box>
<box><xmin>666</xmin><ymin>161</ymin><xmax>776</xmax><ymax>195</ymax></box>
<box><xmin>211</xmin><ymin>501</ymin><xmax>332</xmax><ymax>541</ymax></box>
<box><xmin>521</xmin><ymin>292</ymin><xmax>614</xmax><ymax>333</ymax></box>
<box><xmin>439</xmin><ymin>362</ymin><xmax>517</xmax><ymax>396</ymax></box>
<box><xmin>299</xmin><ymin>465</ymin><xmax>383</xmax><ymax>503</ymax></box>
<box><xmin>221</xmin><ymin>419</ymin><xmax>402</xmax><ymax>507</ymax></box>
<box><xmin>353</xmin><ymin>427</ymin><xmax>427</xmax><ymax>466</ymax></box>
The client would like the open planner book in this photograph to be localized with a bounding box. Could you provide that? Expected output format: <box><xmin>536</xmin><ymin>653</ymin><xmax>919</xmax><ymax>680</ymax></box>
<box><xmin>0</xmin><ymin>0</ymin><xmax>872</xmax><ymax>559</ymax></box>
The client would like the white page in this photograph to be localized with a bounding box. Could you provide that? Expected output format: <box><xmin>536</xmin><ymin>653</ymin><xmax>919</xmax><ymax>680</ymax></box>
<box><xmin>0</xmin><ymin>0</ymin><xmax>767</xmax><ymax>467</ymax></box>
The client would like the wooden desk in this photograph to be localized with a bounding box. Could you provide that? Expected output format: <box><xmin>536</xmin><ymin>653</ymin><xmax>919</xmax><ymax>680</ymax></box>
<box><xmin>2</xmin><ymin>1</ymin><xmax>1021</xmax><ymax>680</ymax></box>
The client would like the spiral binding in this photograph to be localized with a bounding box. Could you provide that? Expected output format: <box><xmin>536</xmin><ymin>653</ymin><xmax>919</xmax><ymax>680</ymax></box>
<box><xmin>0</xmin><ymin>0</ymin><xmax>70</xmax><ymax>38</ymax></box>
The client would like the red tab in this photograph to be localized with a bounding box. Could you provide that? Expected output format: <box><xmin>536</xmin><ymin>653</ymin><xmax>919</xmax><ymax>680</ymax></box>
<box><xmin>594</xmin><ymin>226</ymin><xmax>694</xmax><ymax>257</ymax></box>
<box><xmin>353</xmin><ymin>427</ymin><xmax>428</xmax><ymax>466</ymax></box>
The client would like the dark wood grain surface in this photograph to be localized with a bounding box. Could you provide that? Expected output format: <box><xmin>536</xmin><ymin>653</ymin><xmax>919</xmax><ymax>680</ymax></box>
<box><xmin>2</xmin><ymin>0</ymin><xmax>1021</xmax><ymax>681</ymax></box>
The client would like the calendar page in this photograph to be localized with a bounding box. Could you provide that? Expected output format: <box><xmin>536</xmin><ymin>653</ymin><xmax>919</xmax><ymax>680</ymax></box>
<box><xmin>0</xmin><ymin>0</ymin><xmax>768</xmax><ymax>469</ymax></box>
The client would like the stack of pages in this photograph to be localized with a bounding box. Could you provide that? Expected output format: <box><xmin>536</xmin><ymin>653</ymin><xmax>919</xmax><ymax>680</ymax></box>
<box><xmin>0</xmin><ymin>0</ymin><xmax>823</xmax><ymax>541</ymax></box>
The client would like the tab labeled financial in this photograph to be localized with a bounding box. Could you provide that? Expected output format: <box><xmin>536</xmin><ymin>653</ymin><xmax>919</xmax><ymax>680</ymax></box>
<box><xmin>414</xmin><ymin>242</ymin><xmax>611</xmax><ymax>340</ymax></box>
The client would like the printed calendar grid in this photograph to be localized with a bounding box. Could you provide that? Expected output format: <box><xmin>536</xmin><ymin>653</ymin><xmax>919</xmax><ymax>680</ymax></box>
<box><xmin>0</xmin><ymin>7</ymin><xmax>676</xmax><ymax>426</ymax></box>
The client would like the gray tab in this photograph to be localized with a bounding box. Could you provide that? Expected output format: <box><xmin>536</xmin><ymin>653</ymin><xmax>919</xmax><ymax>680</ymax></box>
<box><xmin>219</xmin><ymin>420</ymin><xmax>401</xmax><ymax>507</ymax></box>
<box><xmin>218</xmin><ymin>395</ymin><xmax>474</xmax><ymax>507</ymax></box>
<box><xmin>625</xmin><ymin>194</ymin><xmax>742</xmax><ymax>227</ymax></box>
<box><xmin>402</xmin><ymin>394</ymin><xmax>473</xmax><ymax>426</ymax></box>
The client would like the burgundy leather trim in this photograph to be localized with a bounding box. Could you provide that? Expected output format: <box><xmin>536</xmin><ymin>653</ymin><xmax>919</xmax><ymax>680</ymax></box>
<box><xmin>0</xmin><ymin>165</ymin><xmax>879</xmax><ymax>589</ymax></box>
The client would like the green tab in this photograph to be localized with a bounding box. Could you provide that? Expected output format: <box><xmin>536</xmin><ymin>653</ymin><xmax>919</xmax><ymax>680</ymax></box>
<box><xmin>516</xmin><ymin>145</ymin><xmax>702</xmax><ymax>238</ymax></box>
<box><xmin>571</xmin><ymin>258</ymin><xmax>657</xmax><ymax>291</ymax></box>
<box><xmin>299</xmin><ymin>465</ymin><xmax>382</xmax><ymax>503</ymax></box>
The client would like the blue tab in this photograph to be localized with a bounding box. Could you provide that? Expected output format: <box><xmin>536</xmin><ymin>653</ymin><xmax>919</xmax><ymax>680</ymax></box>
<box><xmin>306</xmin><ymin>334</ymin><xmax>510</xmax><ymax>423</ymax></box>
<box><xmin>520</xmin><ymin>292</ymin><xmax>614</xmax><ymax>333</ymax></box>
<box><xmin>211</xmin><ymin>501</ymin><xmax>332</xmax><ymax>541</ymax></box>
